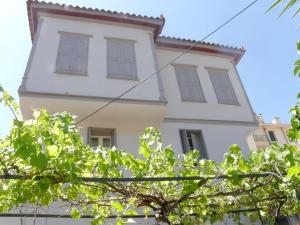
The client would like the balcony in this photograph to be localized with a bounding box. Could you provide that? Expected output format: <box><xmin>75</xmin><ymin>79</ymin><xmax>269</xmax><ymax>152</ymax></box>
<box><xmin>19</xmin><ymin>91</ymin><xmax>167</xmax><ymax>130</ymax></box>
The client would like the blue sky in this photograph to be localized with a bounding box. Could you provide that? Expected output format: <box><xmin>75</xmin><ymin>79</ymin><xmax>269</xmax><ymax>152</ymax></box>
<box><xmin>0</xmin><ymin>0</ymin><xmax>299</xmax><ymax>135</ymax></box>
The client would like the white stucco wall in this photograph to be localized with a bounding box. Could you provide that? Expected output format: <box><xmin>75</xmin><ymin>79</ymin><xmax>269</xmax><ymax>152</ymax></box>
<box><xmin>160</xmin><ymin>121</ymin><xmax>254</xmax><ymax>162</ymax></box>
<box><xmin>79</xmin><ymin>121</ymin><xmax>254</xmax><ymax>163</ymax></box>
<box><xmin>156</xmin><ymin>48</ymin><xmax>255</xmax><ymax>122</ymax></box>
<box><xmin>23</xmin><ymin>15</ymin><xmax>161</xmax><ymax>102</ymax></box>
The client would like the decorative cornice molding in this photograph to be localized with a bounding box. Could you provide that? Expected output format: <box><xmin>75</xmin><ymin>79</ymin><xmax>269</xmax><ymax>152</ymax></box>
<box><xmin>164</xmin><ymin>117</ymin><xmax>258</xmax><ymax>127</ymax></box>
<box><xmin>19</xmin><ymin>90</ymin><xmax>168</xmax><ymax>106</ymax></box>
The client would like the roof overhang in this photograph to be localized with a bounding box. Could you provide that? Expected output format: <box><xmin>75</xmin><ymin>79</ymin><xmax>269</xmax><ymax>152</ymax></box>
<box><xmin>26</xmin><ymin>1</ymin><xmax>245</xmax><ymax>64</ymax></box>
<box><xmin>156</xmin><ymin>36</ymin><xmax>245</xmax><ymax>65</ymax></box>
<box><xmin>27</xmin><ymin>0</ymin><xmax>165</xmax><ymax>41</ymax></box>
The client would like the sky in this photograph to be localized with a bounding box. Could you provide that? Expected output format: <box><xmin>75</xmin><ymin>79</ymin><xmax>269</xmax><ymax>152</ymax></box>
<box><xmin>0</xmin><ymin>0</ymin><xmax>299</xmax><ymax>135</ymax></box>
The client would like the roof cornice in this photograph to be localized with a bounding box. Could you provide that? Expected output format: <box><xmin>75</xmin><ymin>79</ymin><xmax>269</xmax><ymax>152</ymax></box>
<box><xmin>156</xmin><ymin>36</ymin><xmax>245</xmax><ymax>65</ymax></box>
<box><xmin>26</xmin><ymin>1</ymin><xmax>245</xmax><ymax>64</ymax></box>
<box><xmin>27</xmin><ymin>0</ymin><xmax>165</xmax><ymax>41</ymax></box>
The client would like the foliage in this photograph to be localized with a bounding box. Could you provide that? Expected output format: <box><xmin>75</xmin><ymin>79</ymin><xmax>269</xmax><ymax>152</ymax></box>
<box><xmin>0</xmin><ymin>86</ymin><xmax>300</xmax><ymax>225</ymax></box>
<box><xmin>267</xmin><ymin>0</ymin><xmax>300</xmax><ymax>17</ymax></box>
<box><xmin>0</xmin><ymin>2</ymin><xmax>300</xmax><ymax>224</ymax></box>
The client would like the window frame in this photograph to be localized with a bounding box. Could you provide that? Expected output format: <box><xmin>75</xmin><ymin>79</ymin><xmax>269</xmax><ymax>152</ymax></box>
<box><xmin>90</xmin><ymin>135</ymin><xmax>112</xmax><ymax>148</ymax></box>
<box><xmin>179</xmin><ymin>129</ymin><xmax>208</xmax><ymax>159</ymax></box>
<box><xmin>55</xmin><ymin>31</ymin><xmax>92</xmax><ymax>76</ymax></box>
<box><xmin>87</xmin><ymin>127</ymin><xmax>116</xmax><ymax>148</ymax></box>
<box><xmin>173</xmin><ymin>64</ymin><xmax>206</xmax><ymax>103</ymax></box>
<box><xmin>105</xmin><ymin>37</ymin><xmax>138</xmax><ymax>80</ymax></box>
<box><xmin>267</xmin><ymin>130</ymin><xmax>277</xmax><ymax>142</ymax></box>
<box><xmin>206</xmin><ymin>67</ymin><xmax>240</xmax><ymax>106</ymax></box>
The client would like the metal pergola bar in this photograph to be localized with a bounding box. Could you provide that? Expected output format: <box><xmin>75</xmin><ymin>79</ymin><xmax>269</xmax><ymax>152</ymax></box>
<box><xmin>0</xmin><ymin>173</ymin><xmax>272</xmax><ymax>183</ymax></box>
<box><xmin>0</xmin><ymin>213</ymin><xmax>156</xmax><ymax>219</ymax></box>
<box><xmin>0</xmin><ymin>209</ymin><xmax>260</xmax><ymax>219</ymax></box>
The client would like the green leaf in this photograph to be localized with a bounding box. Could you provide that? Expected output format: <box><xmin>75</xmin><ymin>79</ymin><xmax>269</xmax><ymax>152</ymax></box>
<box><xmin>280</xmin><ymin>0</ymin><xmax>297</xmax><ymax>16</ymax></box>
<box><xmin>116</xmin><ymin>218</ymin><xmax>124</xmax><ymax>225</ymax></box>
<box><xmin>294</xmin><ymin>65</ymin><xmax>300</xmax><ymax>76</ymax></box>
<box><xmin>111</xmin><ymin>202</ymin><xmax>124</xmax><ymax>212</ymax></box>
<box><xmin>227</xmin><ymin>169</ymin><xmax>241</xmax><ymax>185</ymax></box>
<box><xmin>125</xmin><ymin>209</ymin><xmax>138</xmax><ymax>215</ymax></box>
<box><xmin>46</xmin><ymin>145</ymin><xmax>59</xmax><ymax>157</ymax></box>
<box><xmin>71</xmin><ymin>207</ymin><xmax>81</xmax><ymax>219</ymax></box>
<box><xmin>127</xmin><ymin>197</ymin><xmax>136</xmax><ymax>206</ymax></box>
<box><xmin>139</xmin><ymin>145</ymin><xmax>150</xmax><ymax>159</ymax></box>
<box><xmin>37</xmin><ymin>179</ymin><xmax>50</xmax><ymax>192</ymax></box>
<box><xmin>266</xmin><ymin>0</ymin><xmax>282</xmax><ymax>13</ymax></box>
<box><xmin>30</xmin><ymin>153</ymin><xmax>48</xmax><ymax>169</ymax></box>
<box><xmin>287</xmin><ymin>166</ymin><xmax>300</xmax><ymax>177</ymax></box>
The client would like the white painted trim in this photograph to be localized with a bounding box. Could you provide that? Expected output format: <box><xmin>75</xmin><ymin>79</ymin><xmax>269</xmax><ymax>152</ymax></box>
<box><xmin>164</xmin><ymin>117</ymin><xmax>258</xmax><ymax>127</ymax></box>
<box><xmin>19</xmin><ymin>90</ymin><xmax>168</xmax><ymax>106</ymax></box>
<box><xmin>149</xmin><ymin>34</ymin><xmax>166</xmax><ymax>101</ymax></box>
<box><xmin>58</xmin><ymin>31</ymin><xmax>93</xmax><ymax>38</ymax></box>
<box><xmin>19</xmin><ymin>18</ymin><xmax>44</xmax><ymax>92</ymax></box>
<box><xmin>232</xmin><ymin>64</ymin><xmax>257</xmax><ymax>122</ymax></box>
<box><xmin>104</xmin><ymin>36</ymin><xmax>137</xmax><ymax>43</ymax></box>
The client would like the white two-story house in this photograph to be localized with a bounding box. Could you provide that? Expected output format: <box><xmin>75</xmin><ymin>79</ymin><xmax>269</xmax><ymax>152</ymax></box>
<box><xmin>19</xmin><ymin>0</ymin><xmax>257</xmax><ymax>164</ymax></box>
<box><xmin>0</xmin><ymin>1</ymin><xmax>262</xmax><ymax>224</ymax></box>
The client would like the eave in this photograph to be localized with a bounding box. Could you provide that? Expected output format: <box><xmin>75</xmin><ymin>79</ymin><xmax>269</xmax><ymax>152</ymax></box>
<box><xmin>156</xmin><ymin>36</ymin><xmax>245</xmax><ymax>65</ymax></box>
<box><xmin>27</xmin><ymin>0</ymin><xmax>165</xmax><ymax>41</ymax></box>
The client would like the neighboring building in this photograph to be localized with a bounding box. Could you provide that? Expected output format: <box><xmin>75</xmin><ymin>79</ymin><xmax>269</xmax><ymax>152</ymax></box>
<box><xmin>247</xmin><ymin>114</ymin><xmax>299</xmax><ymax>150</ymax></box>
<box><xmin>247</xmin><ymin>115</ymin><xmax>300</xmax><ymax>225</ymax></box>
<box><xmin>2</xmin><ymin>0</ymin><xmax>261</xmax><ymax>224</ymax></box>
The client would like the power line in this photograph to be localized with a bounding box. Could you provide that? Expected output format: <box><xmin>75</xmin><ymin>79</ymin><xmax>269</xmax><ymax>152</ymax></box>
<box><xmin>75</xmin><ymin>0</ymin><xmax>258</xmax><ymax>125</ymax></box>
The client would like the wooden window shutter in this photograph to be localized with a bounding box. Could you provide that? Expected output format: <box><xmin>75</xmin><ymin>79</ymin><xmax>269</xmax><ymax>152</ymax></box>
<box><xmin>87</xmin><ymin>127</ymin><xmax>92</xmax><ymax>145</ymax></box>
<box><xmin>190</xmin><ymin>131</ymin><xmax>208</xmax><ymax>159</ymax></box>
<box><xmin>56</xmin><ymin>33</ymin><xmax>89</xmax><ymax>75</ymax></box>
<box><xmin>207</xmin><ymin>68</ymin><xmax>239</xmax><ymax>105</ymax></box>
<box><xmin>107</xmin><ymin>39</ymin><xmax>137</xmax><ymax>79</ymax></box>
<box><xmin>174</xmin><ymin>65</ymin><xmax>206</xmax><ymax>102</ymax></box>
<box><xmin>180</xmin><ymin>130</ymin><xmax>190</xmax><ymax>154</ymax></box>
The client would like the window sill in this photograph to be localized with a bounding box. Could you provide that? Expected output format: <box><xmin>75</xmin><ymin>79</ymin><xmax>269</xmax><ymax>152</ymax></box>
<box><xmin>54</xmin><ymin>71</ymin><xmax>88</xmax><ymax>76</ymax></box>
<box><xmin>181</xmin><ymin>99</ymin><xmax>207</xmax><ymax>103</ymax></box>
<box><xmin>107</xmin><ymin>74</ymin><xmax>139</xmax><ymax>81</ymax></box>
<box><xmin>217</xmin><ymin>102</ymin><xmax>241</xmax><ymax>106</ymax></box>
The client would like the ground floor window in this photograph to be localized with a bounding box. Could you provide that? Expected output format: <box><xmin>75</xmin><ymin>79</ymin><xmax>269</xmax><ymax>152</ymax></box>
<box><xmin>179</xmin><ymin>129</ymin><xmax>208</xmax><ymax>159</ymax></box>
<box><xmin>88</xmin><ymin>127</ymin><xmax>115</xmax><ymax>148</ymax></box>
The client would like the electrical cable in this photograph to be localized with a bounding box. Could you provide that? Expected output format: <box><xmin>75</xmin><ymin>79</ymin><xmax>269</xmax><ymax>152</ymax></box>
<box><xmin>75</xmin><ymin>0</ymin><xmax>258</xmax><ymax>125</ymax></box>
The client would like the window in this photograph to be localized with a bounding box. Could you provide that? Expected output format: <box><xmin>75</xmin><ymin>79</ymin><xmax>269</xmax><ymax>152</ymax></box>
<box><xmin>107</xmin><ymin>38</ymin><xmax>137</xmax><ymax>79</ymax></box>
<box><xmin>88</xmin><ymin>127</ymin><xmax>115</xmax><ymax>148</ymax></box>
<box><xmin>268</xmin><ymin>130</ymin><xmax>277</xmax><ymax>142</ymax></box>
<box><xmin>180</xmin><ymin>130</ymin><xmax>208</xmax><ymax>159</ymax></box>
<box><xmin>174</xmin><ymin>65</ymin><xmax>206</xmax><ymax>102</ymax></box>
<box><xmin>90</xmin><ymin>136</ymin><xmax>111</xmax><ymax>148</ymax></box>
<box><xmin>55</xmin><ymin>32</ymin><xmax>90</xmax><ymax>75</ymax></box>
<box><xmin>207</xmin><ymin>68</ymin><xmax>239</xmax><ymax>105</ymax></box>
